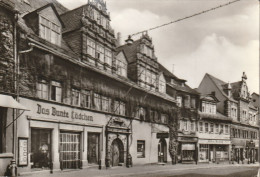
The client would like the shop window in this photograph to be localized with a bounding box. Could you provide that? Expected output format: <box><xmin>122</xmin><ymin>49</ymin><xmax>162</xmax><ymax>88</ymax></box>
<box><xmin>39</xmin><ymin>16</ymin><xmax>61</xmax><ymax>45</ymax></box>
<box><xmin>31</xmin><ymin>129</ymin><xmax>51</xmax><ymax>169</ymax></box>
<box><xmin>87</xmin><ymin>133</ymin><xmax>100</xmax><ymax>164</ymax></box>
<box><xmin>71</xmin><ymin>88</ymin><xmax>80</xmax><ymax>106</ymax></box>
<box><xmin>51</xmin><ymin>81</ymin><xmax>62</xmax><ymax>102</ymax></box>
<box><xmin>81</xmin><ymin>90</ymin><xmax>91</xmax><ymax>108</ymax></box>
<box><xmin>205</xmin><ymin>123</ymin><xmax>209</xmax><ymax>133</ymax></box>
<box><xmin>199</xmin><ymin>144</ymin><xmax>209</xmax><ymax>162</ymax></box>
<box><xmin>36</xmin><ymin>80</ymin><xmax>49</xmax><ymax>100</ymax></box>
<box><xmin>137</xmin><ymin>140</ymin><xmax>145</xmax><ymax>158</ymax></box>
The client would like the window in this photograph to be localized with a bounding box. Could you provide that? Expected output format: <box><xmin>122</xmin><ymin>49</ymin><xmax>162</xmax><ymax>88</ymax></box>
<box><xmin>115</xmin><ymin>58</ymin><xmax>127</xmax><ymax>77</ymax></box>
<box><xmin>37</xmin><ymin>80</ymin><xmax>48</xmax><ymax>100</ymax></box>
<box><xmin>184</xmin><ymin>96</ymin><xmax>190</xmax><ymax>108</ymax></box>
<box><xmin>242</xmin><ymin>110</ymin><xmax>247</xmax><ymax>120</ymax></box>
<box><xmin>183</xmin><ymin>120</ymin><xmax>188</xmax><ymax>131</ymax></box>
<box><xmin>161</xmin><ymin>114</ymin><xmax>168</xmax><ymax>124</ymax></box>
<box><xmin>114</xmin><ymin>101</ymin><xmax>126</xmax><ymax>116</ymax></box>
<box><xmin>225</xmin><ymin>125</ymin><xmax>229</xmax><ymax>134</ymax></box>
<box><xmin>105</xmin><ymin>49</ymin><xmax>112</xmax><ymax>66</ymax></box>
<box><xmin>39</xmin><ymin>16</ymin><xmax>61</xmax><ymax>45</ymax></box>
<box><xmin>159</xmin><ymin>75</ymin><xmax>166</xmax><ymax>93</ymax></box>
<box><xmin>202</xmin><ymin>101</ymin><xmax>216</xmax><ymax>114</ymax></box>
<box><xmin>101</xmin><ymin>96</ymin><xmax>111</xmax><ymax>112</ymax></box>
<box><xmin>81</xmin><ymin>90</ymin><xmax>91</xmax><ymax>108</ymax></box>
<box><xmin>71</xmin><ymin>88</ymin><xmax>80</xmax><ymax>106</ymax></box>
<box><xmin>220</xmin><ymin>124</ymin><xmax>224</xmax><ymax>134</ymax></box>
<box><xmin>231</xmin><ymin>106</ymin><xmax>237</xmax><ymax>118</ymax></box>
<box><xmin>205</xmin><ymin>123</ymin><xmax>209</xmax><ymax>133</ymax></box>
<box><xmin>87</xmin><ymin>38</ymin><xmax>96</xmax><ymax>58</ymax></box>
<box><xmin>97</xmin><ymin>44</ymin><xmax>104</xmax><ymax>62</ymax></box>
<box><xmin>51</xmin><ymin>81</ymin><xmax>62</xmax><ymax>102</ymax></box>
<box><xmin>137</xmin><ymin>141</ymin><xmax>145</xmax><ymax>158</ymax></box>
<box><xmin>210</xmin><ymin>123</ymin><xmax>214</xmax><ymax>133</ymax></box>
<box><xmin>199</xmin><ymin>122</ymin><xmax>203</xmax><ymax>132</ymax></box>
<box><xmin>136</xmin><ymin>107</ymin><xmax>146</xmax><ymax>120</ymax></box>
<box><xmin>215</xmin><ymin>124</ymin><xmax>219</xmax><ymax>133</ymax></box>
<box><xmin>191</xmin><ymin>122</ymin><xmax>195</xmax><ymax>132</ymax></box>
<box><xmin>177</xmin><ymin>96</ymin><xmax>182</xmax><ymax>107</ymax></box>
<box><xmin>191</xmin><ymin>98</ymin><xmax>196</xmax><ymax>108</ymax></box>
<box><xmin>94</xmin><ymin>93</ymin><xmax>101</xmax><ymax>110</ymax></box>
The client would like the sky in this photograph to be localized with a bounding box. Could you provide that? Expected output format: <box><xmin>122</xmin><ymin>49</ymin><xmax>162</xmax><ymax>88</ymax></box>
<box><xmin>57</xmin><ymin>0</ymin><xmax>259</xmax><ymax>93</ymax></box>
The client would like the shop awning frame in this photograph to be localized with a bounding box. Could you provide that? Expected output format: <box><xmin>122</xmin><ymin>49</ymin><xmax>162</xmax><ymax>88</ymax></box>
<box><xmin>0</xmin><ymin>94</ymin><xmax>29</xmax><ymax>110</ymax></box>
<box><xmin>0</xmin><ymin>94</ymin><xmax>30</xmax><ymax>128</ymax></box>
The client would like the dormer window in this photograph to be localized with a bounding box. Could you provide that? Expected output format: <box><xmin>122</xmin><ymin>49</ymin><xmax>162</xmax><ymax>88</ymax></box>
<box><xmin>141</xmin><ymin>45</ymin><xmax>153</xmax><ymax>58</ymax></box>
<box><xmin>39</xmin><ymin>16</ymin><xmax>61</xmax><ymax>45</ymax></box>
<box><xmin>176</xmin><ymin>96</ymin><xmax>182</xmax><ymax>107</ymax></box>
<box><xmin>202</xmin><ymin>101</ymin><xmax>216</xmax><ymax>114</ymax></box>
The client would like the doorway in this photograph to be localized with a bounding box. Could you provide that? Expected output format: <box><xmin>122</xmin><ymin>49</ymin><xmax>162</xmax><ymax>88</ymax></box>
<box><xmin>158</xmin><ymin>138</ymin><xmax>167</xmax><ymax>163</ymax></box>
<box><xmin>87</xmin><ymin>133</ymin><xmax>100</xmax><ymax>164</ymax></box>
<box><xmin>111</xmin><ymin>138</ymin><xmax>124</xmax><ymax>166</ymax></box>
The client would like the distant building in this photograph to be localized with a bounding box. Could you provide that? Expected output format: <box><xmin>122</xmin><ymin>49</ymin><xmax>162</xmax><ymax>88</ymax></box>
<box><xmin>198</xmin><ymin>73</ymin><xmax>259</xmax><ymax>164</ymax></box>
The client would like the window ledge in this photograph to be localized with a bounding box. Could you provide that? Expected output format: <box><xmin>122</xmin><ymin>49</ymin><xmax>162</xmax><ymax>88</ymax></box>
<box><xmin>0</xmin><ymin>153</ymin><xmax>13</xmax><ymax>158</ymax></box>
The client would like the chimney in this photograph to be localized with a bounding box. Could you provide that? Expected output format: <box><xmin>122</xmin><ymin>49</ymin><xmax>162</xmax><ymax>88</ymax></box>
<box><xmin>117</xmin><ymin>32</ymin><xmax>122</xmax><ymax>46</ymax></box>
<box><xmin>125</xmin><ymin>35</ymin><xmax>133</xmax><ymax>45</ymax></box>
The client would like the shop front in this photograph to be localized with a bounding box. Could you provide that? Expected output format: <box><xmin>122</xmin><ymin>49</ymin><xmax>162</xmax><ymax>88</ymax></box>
<box><xmin>198</xmin><ymin>139</ymin><xmax>230</xmax><ymax>163</ymax></box>
<box><xmin>17</xmin><ymin>97</ymin><xmax>106</xmax><ymax>174</ymax></box>
<box><xmin>177</xmin><ymin>136</ymin><xmax>198</xmax><ymax>163</ymax></box>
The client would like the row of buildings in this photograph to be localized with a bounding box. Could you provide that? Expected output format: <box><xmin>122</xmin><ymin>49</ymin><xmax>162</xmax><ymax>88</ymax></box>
<box><xmin>0</xmin><ymin>0</ymin><xmax>258</xmax><ymax>175</ymax></box>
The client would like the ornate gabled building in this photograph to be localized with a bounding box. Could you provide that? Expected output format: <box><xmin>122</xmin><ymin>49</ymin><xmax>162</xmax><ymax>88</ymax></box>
<box><xmin>0</xmin><ymin>0</ymin><xmax>185</xmax><ymax>175</ymax></box>
<box><xmin>198</xmin><ymin>73</ymin><xmax>259</xmax><ymax>164</ymax></box>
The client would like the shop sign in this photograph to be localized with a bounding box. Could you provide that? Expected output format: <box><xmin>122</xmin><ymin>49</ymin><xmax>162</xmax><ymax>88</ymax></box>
<box><xmin>18</xmin><ymin>137</ymin><xmax>28</xmax><ymax>166</ymax></box>
<box><xmin>199</xmin><ymin>139</ymin><xmax>230</xmax><ymax>145</ymax></box>
<box><xmin>157</xmin><ymin>133</ymin><xmax>169</xmax><ymax>139</ymax></box>
<box><xmin>182</xmin><ymin>144</ymin><xmax>195</xmax><ymax>150</ymax></box>
<box><xmin>36</xmin><ymin>104</ymin><xmax>93</xmax><ymax>122</ymax></box>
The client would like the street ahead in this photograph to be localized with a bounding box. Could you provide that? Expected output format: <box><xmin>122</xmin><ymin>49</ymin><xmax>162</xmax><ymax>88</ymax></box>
<box><xmin>21</xmin><ymin>163</ymin><xmax>259</xmax><ymax>177</ymax></box>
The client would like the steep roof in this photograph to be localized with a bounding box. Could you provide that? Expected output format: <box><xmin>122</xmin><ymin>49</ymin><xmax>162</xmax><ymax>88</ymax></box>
<box><xmin>206</xmin><ymin>73</ymin><xmax>237</xmax><ymax>102</ymax></box>
<box><xmin>116</xmin><ymin>39</ymin><xmax>141</xmax><ymax>64</ymax></box>
<box><xmin>60</xmin><ymin>5</ymin><xmax>85</xmax><ymax>33</ymax></box>
<box><xmin>15</xmin><ymin>0</ymin><xmax>68</xmax><ymax>15</ymax></box>
<box><xmin>158</xmin><ymin>63</ymin><xmax>186</xmax><ymax>82</ymax></box>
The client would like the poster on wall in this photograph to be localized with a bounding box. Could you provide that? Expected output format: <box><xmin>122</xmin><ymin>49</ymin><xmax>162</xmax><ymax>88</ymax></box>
<box><xmin>18</xmin><ymin>137</ymin><xmax>28</xmax><ymax>166</ymax></box>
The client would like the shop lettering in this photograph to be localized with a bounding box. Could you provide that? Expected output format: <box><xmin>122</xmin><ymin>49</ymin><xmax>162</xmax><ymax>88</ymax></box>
<box><xmin>71</xmin><ymin>111</ymin><xmax>93</xmax><ymax>121</ymax></box>
<box><xmin>36</xmin><ymin>104</ymin><xmax>93</xmax><ymax>122</ymax></box>
<box><xmin>52</xmin><ymin>107</ymin><xmax>69</xmax><ymax>118</ymax></box>
<box><xmin>37</xmin><ymin>104</ymin><xmax>50</xmax><ymax>115</ymax></box>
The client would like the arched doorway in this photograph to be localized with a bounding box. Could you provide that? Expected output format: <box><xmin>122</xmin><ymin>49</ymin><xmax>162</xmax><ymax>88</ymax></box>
<box><xmin>158</xmin><ymin>138</ymin><xmax>167</xmax><ymax>163</ymax></box>
<box><xmin>111</xmin><ymin>138</ymin><xmax>124</xmax><ymax>166</ymax></box>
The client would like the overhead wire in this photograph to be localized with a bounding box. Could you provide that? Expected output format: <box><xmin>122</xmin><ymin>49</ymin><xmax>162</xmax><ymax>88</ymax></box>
<box><xmin>123</xmin><ymin>0</ymin><xmax>241</xmax><ymax>38</ymax></box>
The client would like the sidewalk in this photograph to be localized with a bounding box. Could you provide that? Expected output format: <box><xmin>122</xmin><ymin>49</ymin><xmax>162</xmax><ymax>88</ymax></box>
<box><xmin>21</xmin><ymin>162</ymin><xmax>259</xmax><ymax>177</ymax></box>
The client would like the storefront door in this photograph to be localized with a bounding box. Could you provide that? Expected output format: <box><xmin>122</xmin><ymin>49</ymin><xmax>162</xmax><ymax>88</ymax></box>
<box><xmin>111</xmin><ymin>138</ymin><xmax>124</xmax><ymax>166</ymax></box>
<box><xmin>182</xmin><ymin>143</ymin><xmax>195</xmax><ymax>162</ymax></box>
<box><xmin>31</xmin><ymin>128</ymin><xmax>51</xmax><ymax>169</ymax></box>
<box><xmin>87</xmin><ymin>133</ymin><xmax>99</xmax><ymax>164</ymax></box>
<box><xmin>158</xmin><ymin>138</ymin><xmax>167</xmax><ymax>163</ymax></box>
<box><xmin>60</xmin><ymin>132</ymin><xmax>80</xmax><ymax>169</ymax></box>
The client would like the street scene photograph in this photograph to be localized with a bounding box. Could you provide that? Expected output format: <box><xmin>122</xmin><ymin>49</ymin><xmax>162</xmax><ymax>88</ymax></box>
<box><xmin>0</xmin><ymin>0</ymin><xmax>259</xmax><ymax>176</ymax></box>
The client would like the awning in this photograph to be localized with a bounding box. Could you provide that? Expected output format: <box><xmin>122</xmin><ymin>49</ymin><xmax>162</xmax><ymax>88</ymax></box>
<box><xmin>0</xmin><ymin>94</ymin><xmax>29</xmax><ymax>110</ymax></box>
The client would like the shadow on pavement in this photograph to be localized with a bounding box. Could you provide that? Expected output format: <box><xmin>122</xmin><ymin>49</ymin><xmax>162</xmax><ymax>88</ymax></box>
<box><xmin>169</xmin><ymin>169</ymin><xmax>258</xmax><ymax>177</ymax></box>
